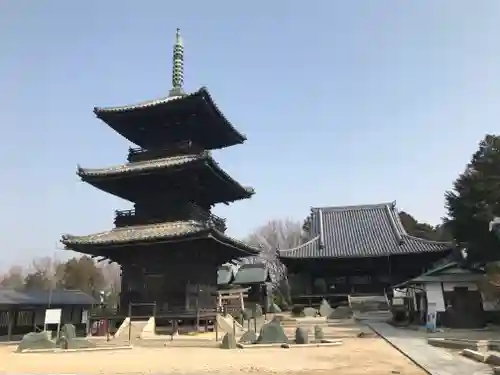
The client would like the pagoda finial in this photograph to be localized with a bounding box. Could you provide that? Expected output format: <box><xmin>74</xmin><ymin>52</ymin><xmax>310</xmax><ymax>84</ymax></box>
<box><xmin>169</xmin><ymin>28</ymin><xmax>185</xmax><ymax>97</ymax></box>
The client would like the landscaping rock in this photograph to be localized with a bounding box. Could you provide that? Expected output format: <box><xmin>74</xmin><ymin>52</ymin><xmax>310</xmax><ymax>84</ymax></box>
<box><xmin>268</xmin><ymin>302</ymin><xmax>282</xmax><ymax>313</ymax></box>
<box><xmin>257</xmin><ymin>321</ymin><xmax>289</xmax><ymax>344</ymax></box>
<box><xmin>252</xmin><ymin>304</ymin><xmax>263</xmax><ymax>319</ymax></box>
<box><xmin>303</xmin><ymin>307</ymin><xmax>317</xmax><ymax>317</ymax></box>
<box><xmin>319</xmin><ymin>299</ymin><xmax>333</xmax><ymax>317</ymax></box>
<box><xmin>57</xmin><ymin>324</ymin><xmax>95</xmax><ymax>349</ymax></box>
<box><xmin>328</xmin><ymin>306</ymin><xmax>352</xmax><ymax>319</ymax></box>
<box><xmin>295</xmin><ymin>327</ymin><xmax>309</xmax><ymax>344</ymax></box>
<box><xmin>220</xmin><ymin>332</ymin><xmax>237</xmax><ymax>349</ymax></box>
<box><xmin>16</xmin><ymin>332</ymin><xmax>56</xmax><ymax>352</ymax></box>
<box><xmin>238</xmin><ymin>329</ymin><xmax>257</xmax><ymax>344</ymax></box>
<box><xmin>242</xmin><ymin>308</ymin><xmax>252</xmax><ymax>321</ymax></box>
<box><xmin>61</xmin><ymin>323</ymin><xmax>77</xmax><ymax>339</ymax></box>
<box><xmin>291</xmin><ymin>305</ymin><xmax>305</xmax><ymax>317</ymax></box>
<box><xmin>356</xmin><ymin>327</ymin><xmax>375</xmax><ymax>338</ymax></box>
<box><xmin>271</xmin><ymin>315</ymin><xmax>284</xmax><ymax>323</ymax></box>
<box><xmin>314</xmin><ymin>325</ymin><xmax>324</xmax><ymax>340</ymax></box>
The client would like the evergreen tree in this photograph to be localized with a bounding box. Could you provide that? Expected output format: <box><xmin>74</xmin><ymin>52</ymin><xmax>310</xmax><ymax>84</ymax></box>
<box><xmin>445</xmin><ymin>134</ymin><xmax>500</xmax><ymax>263</ymax></box>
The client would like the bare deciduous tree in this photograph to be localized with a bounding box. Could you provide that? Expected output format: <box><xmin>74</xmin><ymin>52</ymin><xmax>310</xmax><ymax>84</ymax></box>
<box><xmin>237</xmin><ymin>218</ymin><xmax>304</xmax><ymax>302</ymax></box>
<box><xmin>0</xmin><ymin>266</ymin><xmax>25</xmax><ymax>289</ymax></box>
<box><xmin>99</xmin><ymin>261</ymin><xmax>121</xmax><ymax>308</ymax></box>
<box><xmin>24</xmin><ymin>256</ymin><xmax>63</xmax><ymax>291</ymax></box>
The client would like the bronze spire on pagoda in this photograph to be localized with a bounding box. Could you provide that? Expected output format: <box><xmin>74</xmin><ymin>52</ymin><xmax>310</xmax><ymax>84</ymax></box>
<box><xmin>169</xmin><ymin>28</ymin><xmax>185</xmax><ymax>97</ymax></box>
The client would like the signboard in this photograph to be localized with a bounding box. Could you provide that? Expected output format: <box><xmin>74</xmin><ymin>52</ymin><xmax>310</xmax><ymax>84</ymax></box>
<box><xmin>425</xmin><ymin>283</ymin><xmax>445</xmax><ymax>311</ymax></box>
<box><xmin>81</xmin><ymin>309</ymin><xmax>89</xmax><ymax>324</ymax></box>
<box><xmin>44</xmin><ymin>308</ymin><xmax>62</xmax><ymax>325</ymax></box>
<box><xmin>426</xmin><ymin>303</ymin><xmax>437</xmax><ymax>332</ymax></box>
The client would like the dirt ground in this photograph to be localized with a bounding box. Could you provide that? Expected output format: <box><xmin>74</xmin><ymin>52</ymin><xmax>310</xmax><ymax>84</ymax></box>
<box><xmin>0</xmin><ymin>337</ymin><xmax>425</xmax><ymax>375</ymax></box>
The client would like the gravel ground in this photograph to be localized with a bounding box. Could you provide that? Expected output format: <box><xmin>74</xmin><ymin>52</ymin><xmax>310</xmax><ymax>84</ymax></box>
<box><xmin>0</xmin><ymin>337</ymin><xmax>425</xmax><ymax>375</ymax></box>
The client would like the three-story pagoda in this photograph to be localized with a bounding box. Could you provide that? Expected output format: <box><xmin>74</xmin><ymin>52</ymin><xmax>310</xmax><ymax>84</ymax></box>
<box><xmin>61</xmin><ymin>29</ymin><xmax>259</xmax><ymax>314</ymax></box>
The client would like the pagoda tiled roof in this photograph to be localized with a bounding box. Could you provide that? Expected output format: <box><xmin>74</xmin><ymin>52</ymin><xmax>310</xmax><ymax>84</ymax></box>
<box><xmin>78</xmin><ymin>153</ymin><xmax>202</xmax><ymax>177</ymax></box>
<box><xmin>76</xmin><ymin>151</ymin><xmax>254</xmax><ymax>194</ymax></box>
<box><xmin>93</xmin><ymin>87</ymin><xmax>247</xmax><ymax>149</ymax></box>
<box><xmin>279</xmin><ymin>202</ymin><xmax>452</xmax><ymax>259</ymax></box>
<box><xmin>61</xmin><ymin>221</ymin><xmax>205</xmax><ymax>246</ymax></box>
<box><xmin>61</xmin><ymin>220</ymin><xmax>259</xmax><ymax>256</ymax></box>
<box><xmin>94</xmin><ymin>92</ymin><xmax>186</xmax><ymax>113</ymax></box>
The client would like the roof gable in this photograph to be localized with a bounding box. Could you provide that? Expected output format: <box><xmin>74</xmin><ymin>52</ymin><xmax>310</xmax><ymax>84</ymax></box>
<box><xmin>279</xmin><ymin>201</ymin><xmax>452</xmax><ymax>259</ymax></box>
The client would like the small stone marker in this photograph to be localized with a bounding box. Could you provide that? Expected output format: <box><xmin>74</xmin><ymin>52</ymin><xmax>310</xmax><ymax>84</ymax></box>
<box><xmin>295</xmin><ymin>327</ymin><xmax>309</xmax><ymax>344</ymax></box>
<box><xmin>477</xmin><ymin>340</ymin><xmax>489</xmax><ymax>353</ymax></box>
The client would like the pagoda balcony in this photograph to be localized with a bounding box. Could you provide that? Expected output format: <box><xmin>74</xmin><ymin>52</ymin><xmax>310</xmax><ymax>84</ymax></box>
<box><xmin>114</xmin><ymin>204</ymin><xmax>227</xmax><ymax>232</ymax></box>
<box><xmin>127</xmin><ymin>141</ymin><xmax>205</xmax><ymax>162</ymax></box>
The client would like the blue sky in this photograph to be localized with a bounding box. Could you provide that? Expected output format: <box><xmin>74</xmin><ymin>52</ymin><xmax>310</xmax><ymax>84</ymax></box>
<box><xmin>1</xmin><ymin>1</ymin><xmax>499</xmax><ymax>267</ymax></box>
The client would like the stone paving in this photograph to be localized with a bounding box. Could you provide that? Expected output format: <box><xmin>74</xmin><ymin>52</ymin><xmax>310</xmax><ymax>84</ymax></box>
<box><xmin>367</xmin><ymin>321</ymin><xmax>493</xmax><ymax>375</ymax></box>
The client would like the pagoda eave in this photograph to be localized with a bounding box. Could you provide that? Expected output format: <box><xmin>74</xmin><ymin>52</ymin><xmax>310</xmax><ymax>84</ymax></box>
<box><xmin>61</xmin><ymin>223</ymin><xmax>259</xmax><ymax>263</ymax></box>
<box><xmin>77</xmin><ymin>154</ymin><xmax>254</xmax><ymax>205</ymax></box>
<box><xmin>94</xmin><ymin>87</ymin><xmax>246</xmax><ymax>150</ymax></box>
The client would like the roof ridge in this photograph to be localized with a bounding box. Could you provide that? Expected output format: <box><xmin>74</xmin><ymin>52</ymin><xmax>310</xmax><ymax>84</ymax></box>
<box><xmin>93</xmin><ymin>87</ymin><xmax>204</xmax><ymax>113</ymax></box>
<box><xmin>384</xmin><ymin>204</ymin><xmax>405</xmax><ymax>243</ymax></box>
<box><xmin>314</xmin><ymin>201</ymin><xmax>397</xmax><ymax>212</ymax></box>
<box><xmin>278</xmin><ymin>236</ymin><xmax>320</xmax><ymax>252</ymax></box>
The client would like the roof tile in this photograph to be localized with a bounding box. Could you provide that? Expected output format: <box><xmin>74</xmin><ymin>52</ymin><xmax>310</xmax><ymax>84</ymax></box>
<box><xmin>76</xmin><ymin>151</ymin><xmax>255</xmax><ymax>198</ymax></box>
<box><xmin>78</xmin><ymin>153</ymin><xmax>202</xmax><ymax>177</ymax></box>
<box><xmin>93</xmin><ymin>87</ymin><xmax>247</xmax><ymax>149</ymax></box>
<box><xmin>62</xmin><ymin>221</ymin><xmax>207</xmax><ymax>246</ymax></box>
<box><xmin>61</xmin><ymin>221</ymin><xmax>261</xmax><ymax>257</ymax></box>
<box><xmin>0</xmin><ymin>289</ymin><xmax>96</xmax><ymax>306</ymax></box>
<box><xmin>232</xmin><ymin>264</ymin><xmax>270</xmax><ymax>285</ymax></box>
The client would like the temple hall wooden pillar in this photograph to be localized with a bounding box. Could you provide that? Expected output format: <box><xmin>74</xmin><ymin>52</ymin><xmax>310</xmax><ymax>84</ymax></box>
<box><xmin>7</xmin><ymin>309</ymin><xmax>14</xmax><ymax>341</ymax></box>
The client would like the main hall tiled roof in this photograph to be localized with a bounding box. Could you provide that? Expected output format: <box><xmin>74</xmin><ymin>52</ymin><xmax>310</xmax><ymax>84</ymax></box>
<box><xmin>278</xmin><ymin>202</ymin><xmax>452</xmax><ymax>259</ymax></box>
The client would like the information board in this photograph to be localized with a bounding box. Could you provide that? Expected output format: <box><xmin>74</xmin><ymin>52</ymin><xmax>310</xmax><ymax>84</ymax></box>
<box><xmin>44</xmin><ymin>308</ymin><xmax>62</xmax><ymax>325</ymax></box>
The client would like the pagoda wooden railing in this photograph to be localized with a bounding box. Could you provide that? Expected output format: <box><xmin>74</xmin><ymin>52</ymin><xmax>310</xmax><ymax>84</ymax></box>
<box><xmin>114</xmin><ymin>203</ymin><xmax>227</xmax><ymax>232</ymax></box>
<box><xmin>127</xmin><ymin>141</ymin><xmax>204</xmax><ymax>162</ymax></box>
